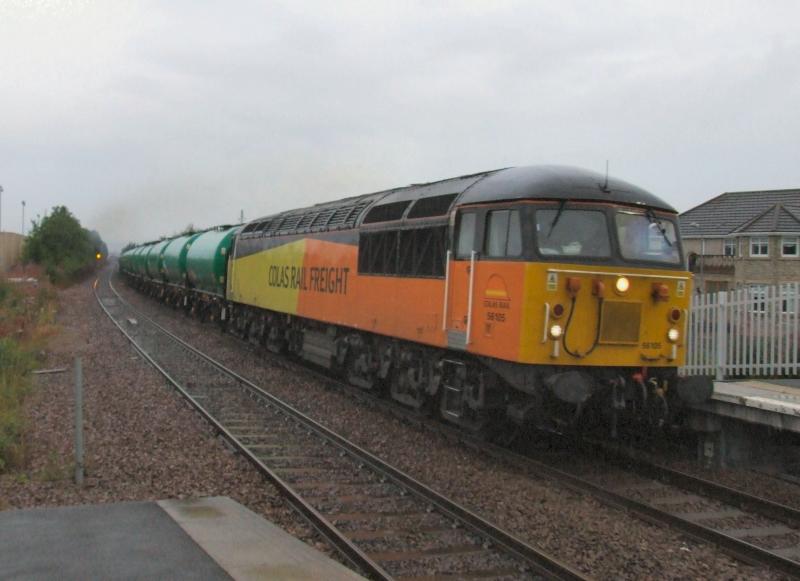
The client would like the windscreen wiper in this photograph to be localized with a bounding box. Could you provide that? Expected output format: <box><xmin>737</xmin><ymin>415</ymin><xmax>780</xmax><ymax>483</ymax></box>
<box><xmin>646</xmin><ymin>209</ymin><xmax>673</xmax><ymax>247</ymax></box>
<box><xmin>547</xmin><ymin>200</ymin><xmax>567</xmax><ymax>238</ymax></box>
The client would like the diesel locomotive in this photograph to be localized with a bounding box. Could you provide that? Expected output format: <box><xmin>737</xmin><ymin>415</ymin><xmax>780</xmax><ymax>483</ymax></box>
<box><xmin>119</xmin><ymin>165</ymin><xmax>712</xmax><ymax>435</ymax></box>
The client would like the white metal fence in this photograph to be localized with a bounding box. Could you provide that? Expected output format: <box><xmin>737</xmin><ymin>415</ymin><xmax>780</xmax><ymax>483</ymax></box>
<box><xmin>682</xmin><ymin>283</ymin><xmax>800</xmax><ymax>379</ymax></box>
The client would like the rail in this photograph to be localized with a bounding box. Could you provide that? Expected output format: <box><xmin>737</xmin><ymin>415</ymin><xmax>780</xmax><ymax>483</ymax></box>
<box><xmin>96</xmin><ymin>272</ymin><xmax>589</xmax><ymax>581</ymax></box>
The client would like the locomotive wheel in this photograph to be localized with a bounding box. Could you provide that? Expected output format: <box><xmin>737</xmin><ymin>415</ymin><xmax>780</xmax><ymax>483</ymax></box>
<box><xmin>389</xmin><ymin>356</ymin><xmax>435</xmax><ymax>414</ymax></box>
<box><xmin>344</xmin><ymin>337</ymin><xmax>381</xmax><ymax>391</ymax></box>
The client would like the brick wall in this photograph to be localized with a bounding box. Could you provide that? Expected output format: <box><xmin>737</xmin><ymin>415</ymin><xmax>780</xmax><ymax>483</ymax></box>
<box><xmin>0</xmin><ymin>232</ymin><xmax>25</xmax><ymax>272</ymax></box>
<box><xmin>684</xmin><ymin>235</ymin><xmax>800</xmax><ymax>289</ymax></box>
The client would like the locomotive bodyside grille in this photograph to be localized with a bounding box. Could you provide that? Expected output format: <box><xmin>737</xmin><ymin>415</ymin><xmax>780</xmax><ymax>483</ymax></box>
<box><xmin>599</xmin><ymin>301</ymin><xmax>642</xmax><ymax>344</ymax></box>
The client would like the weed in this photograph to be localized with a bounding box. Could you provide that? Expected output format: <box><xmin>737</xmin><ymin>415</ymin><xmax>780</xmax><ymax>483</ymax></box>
<box><xmin>0</xmin><ymin>279</ymin><xmax>56</xmax><ymax>473</ymax></box>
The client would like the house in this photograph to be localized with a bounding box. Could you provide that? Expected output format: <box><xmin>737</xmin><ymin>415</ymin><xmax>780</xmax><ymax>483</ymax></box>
<box><xmin>678</xmin><ymin>189</ymin><xmax>800</xmax><ymax>293</ymax></box>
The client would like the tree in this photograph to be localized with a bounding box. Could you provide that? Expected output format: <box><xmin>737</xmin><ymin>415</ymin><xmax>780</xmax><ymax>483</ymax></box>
<box><xmin>22</xmin><ymin>206</ymin><xmax>102</xmax><ymax>283</ymax></box>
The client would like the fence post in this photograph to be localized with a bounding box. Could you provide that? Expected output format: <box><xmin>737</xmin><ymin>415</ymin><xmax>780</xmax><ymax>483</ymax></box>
<box><xmin>74</xmin><ymin>357</ymin><xmax>84</xmax><ymax>487</ymax></box>
<box><xmin>716</xmin><ymin>292</ymin><xmax>728</xmax><ymax>381</ymax></box>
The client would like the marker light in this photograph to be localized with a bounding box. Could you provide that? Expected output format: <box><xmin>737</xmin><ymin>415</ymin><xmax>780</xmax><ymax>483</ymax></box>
<box><xmin>550</xmin><ymin>324</ymin><xmax>563</xmax><ymax>339</ymax></box>
<box><xmin>615</xmin><ymin>276</ymin><xmax>630</xmax><ymax>294</ymax></box>
<box><xmin>552</xmin><ymin>303</ymin><xmax>565</xmax><ymax>318</ymax></box>
<box><xmin>667</xmin><ymin>328</ymin><xmax>680</xmax><ymax>343</ymax></box>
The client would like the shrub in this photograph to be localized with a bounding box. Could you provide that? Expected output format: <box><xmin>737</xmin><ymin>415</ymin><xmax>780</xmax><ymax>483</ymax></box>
<box><xmin>22</xmin><ymin>206</ymin><xmax>105</xmax><ymax>284</ymax></box>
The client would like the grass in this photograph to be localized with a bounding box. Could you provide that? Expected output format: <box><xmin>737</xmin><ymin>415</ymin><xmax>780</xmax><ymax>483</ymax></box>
<box><xmin>0</xmin><ymin>278</ymin><xmax>57</xmax><ymax>473</ymax></box>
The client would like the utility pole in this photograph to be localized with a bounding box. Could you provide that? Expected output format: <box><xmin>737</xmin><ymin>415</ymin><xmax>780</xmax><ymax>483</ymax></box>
<box><xmin>21</xmin><ymin>200</ymin><xmax>25</xmax><ymax>236</ymax></box>
<box><xmin>0</xmin><ymin>184</ymin><xmax>3</xmax><ymax>233</ymax></box>
<box><xmin>239</xmin><ymin>209</ymin><xmax>244</xmax><ymax>224</ymax></box>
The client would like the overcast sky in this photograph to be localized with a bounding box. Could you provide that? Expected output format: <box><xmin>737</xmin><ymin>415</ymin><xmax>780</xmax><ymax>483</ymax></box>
<box><xmin>1</xmin><ymin>1</ymin><xmax>798</xmax><ymax>251</ymax></box>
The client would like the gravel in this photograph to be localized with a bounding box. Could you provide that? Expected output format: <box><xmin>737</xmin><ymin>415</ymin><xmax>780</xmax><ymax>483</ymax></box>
<box><xmin>668</xmin><ymin>459</ymin><xmax>800</xmax><ymax>512</ymax></box>
<box><xmin>116</xmin><ymin>275</ymin><xmax>786</xmax><ymax>580</ymax></box>
<box><xmin>0</xmin><ymin>277</ymin><xmax>329</xmax><ymax>556</ymax></box>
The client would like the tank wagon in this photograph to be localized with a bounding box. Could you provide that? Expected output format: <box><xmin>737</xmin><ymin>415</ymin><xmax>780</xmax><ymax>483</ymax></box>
<box><xmin>120</xmin><ymin>165</ymin><xmax>712</xmax><ymax>434</ymax></box>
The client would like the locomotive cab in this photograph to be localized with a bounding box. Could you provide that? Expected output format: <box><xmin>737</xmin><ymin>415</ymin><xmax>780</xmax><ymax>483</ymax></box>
<box><xmin>443</xmin><ymin>168</ymin><xmax>712</xmax><ymax>434</ymax></box>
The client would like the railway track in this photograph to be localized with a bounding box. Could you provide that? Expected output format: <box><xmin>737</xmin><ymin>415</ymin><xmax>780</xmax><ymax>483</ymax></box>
<box><xmin>324</xmin><ymin>369</ymin><xmax>800</xmax><ymax>579</ymax></box>
<box><xmin>111</xmin><ymin>273</ymin><xmax>800</xmax><ymax>579</ymax></box>
<box><xmin>301</xmin><ymin>374</ymin><xmax>800</xmax><ymax>580</ymax></box>
<box><xmin>95</xmin><ymin>273</ymin><xmax>588</xmax><ymax>581</ymax></box>
<box><xmin>340</xmin><ymin>370</ymin><xmax>800</xmax><ymax>579</ymax></box>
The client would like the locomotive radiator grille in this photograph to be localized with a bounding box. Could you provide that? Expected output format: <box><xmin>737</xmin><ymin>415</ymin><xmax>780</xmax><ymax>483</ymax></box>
<box><xmin>599</xmin><ymin>301</ymin><xmax>642</xmax><ymax>344</ymax></box>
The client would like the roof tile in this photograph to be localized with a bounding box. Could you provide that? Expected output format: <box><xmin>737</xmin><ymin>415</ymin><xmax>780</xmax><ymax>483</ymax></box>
<box><xmin>679</xmin><ymin>190</ymin><xmax>800</xmax><ymax>236</ymax></box>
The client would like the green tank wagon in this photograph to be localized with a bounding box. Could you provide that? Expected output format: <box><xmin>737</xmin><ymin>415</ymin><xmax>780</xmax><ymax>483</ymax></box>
<box><xmin>185</xmin><ymin>226</ymin><xmax>239</xmax><ymax>297</ymax></box>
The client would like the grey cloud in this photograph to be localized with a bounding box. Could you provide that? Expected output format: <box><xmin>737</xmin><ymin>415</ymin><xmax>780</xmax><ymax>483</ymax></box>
<box><xmin>1</xmin><ymin>1</ymin><xmax>799</xmax><ymax>251</ymax></box>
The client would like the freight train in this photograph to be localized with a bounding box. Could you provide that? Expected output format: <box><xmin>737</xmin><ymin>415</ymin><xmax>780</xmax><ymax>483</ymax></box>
<box><xmin>119</xmin><ymin>165</ymin><xmax>712</xmax><ymax>435</ymax></box>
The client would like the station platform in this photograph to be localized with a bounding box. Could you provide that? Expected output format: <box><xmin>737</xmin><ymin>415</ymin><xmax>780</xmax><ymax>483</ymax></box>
<box><xmin>690</xmin><ymin>379</ymin><xmax>800</xmax><ymax>433</ymax></box>
<box><xmin>0</xmin><ymin>496</ymin><xmax>364</xmax><ymax>581</ymax></box>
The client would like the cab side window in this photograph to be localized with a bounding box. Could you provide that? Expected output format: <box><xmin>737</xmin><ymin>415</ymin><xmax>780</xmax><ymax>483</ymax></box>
<box><xmin>455</xmin><ymin>212</ymin><xmax>477</xmax><ymax>259</ymax></box>
<box><xmin>485</xmin><ymin>209</ymin><xmax>522</xmax><ymax>257</ymax></box>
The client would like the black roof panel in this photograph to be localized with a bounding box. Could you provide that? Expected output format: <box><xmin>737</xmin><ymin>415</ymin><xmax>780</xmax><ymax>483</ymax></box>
<box><xmin>240</xmin><ymin>165</ymin><xmax>676</xmax><ymax>238</ymax></box>
<box><xmin>456</xmin><ymin>166</ymin><xmax>675</xmax><ymax>212</ymax></box>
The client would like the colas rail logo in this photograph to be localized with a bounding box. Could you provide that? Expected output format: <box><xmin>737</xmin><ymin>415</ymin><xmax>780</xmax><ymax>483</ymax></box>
<box><xmin>268</xmin><ymin>265</ymin><xmax>351</xmax><ymax>295</ymax></box>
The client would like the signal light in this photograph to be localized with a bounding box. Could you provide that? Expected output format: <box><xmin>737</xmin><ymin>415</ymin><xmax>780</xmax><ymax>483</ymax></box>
<box><xmin>96</xmin><ymin>252</ymin><xmax>102</xmax><ymax>260</ymax></box>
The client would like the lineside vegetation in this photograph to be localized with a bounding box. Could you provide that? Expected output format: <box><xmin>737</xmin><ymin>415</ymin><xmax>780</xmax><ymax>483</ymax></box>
<box><xmin>0</xmin><ymin>278</ymin><xmax>57</xmax><ymax>472</ymax></box>
<box><xmin>23</xmin><ymin>205</ymin><xmax>107</xmax><ymax>285</ymax></box>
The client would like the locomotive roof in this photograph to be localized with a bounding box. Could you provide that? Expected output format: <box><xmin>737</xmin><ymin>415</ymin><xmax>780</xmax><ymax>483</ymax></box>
<box><xmin>241</xmin><ymin>165</ymin><xmax>675</xmax><ymax>237</ymax></box>
<box><xmin>455</xmin><ymin>166</ymin><xmax>676</xmax><ymax>212</ymax></box>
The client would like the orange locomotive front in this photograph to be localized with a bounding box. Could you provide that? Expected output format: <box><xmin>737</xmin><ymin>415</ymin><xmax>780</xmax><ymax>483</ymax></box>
<box><xmin>226</xmin><ymin>166</ymin><xmax>712</xmax><ymax>434</ymax></box>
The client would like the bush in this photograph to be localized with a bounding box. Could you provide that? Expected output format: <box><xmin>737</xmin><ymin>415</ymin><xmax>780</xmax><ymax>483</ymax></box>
<box><xmin>22</xmin><ymin>206</ymin><xmax>105</xmax><ymax>284</ymax></box>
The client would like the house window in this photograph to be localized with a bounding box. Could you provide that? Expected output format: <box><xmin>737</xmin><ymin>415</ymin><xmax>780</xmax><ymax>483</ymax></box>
<box><xmin>749</xmin><ymin>284</ymin><xmax>767</xmax><ymax>313</ymax></box>
<box><xmin>781</xmin><ymin>237</ymin><xmax>799</xmax><ymax>257</ymax></box>
<box><xmin>723</xmin><ymin>239</ymin><xmax>736</xmax><ymax>257</ymax></box>
<box><xmin>485</xmin><ymin>209</ymin><xmax>522</xmax><ymax>257</ymax></box>
<box><xmin>750</xmin><ymin>237</ymin><xmax>769</xmax><ymax>257</ymax></box>
<box><xmin>782</xmin><ymin>286</ymin><xmax>797</xmax><ymax>314</ymax></box>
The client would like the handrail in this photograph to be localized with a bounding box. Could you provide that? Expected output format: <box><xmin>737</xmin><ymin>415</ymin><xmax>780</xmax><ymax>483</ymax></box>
<box><xmin>442</xmin><ymin>249</ymin><xmax>451</xmax><ymax>331</ymax></box>
<box><xmin>466</xmin><ymin>250</ymin><xmax>476</xmax><ymax>345</ymax></box>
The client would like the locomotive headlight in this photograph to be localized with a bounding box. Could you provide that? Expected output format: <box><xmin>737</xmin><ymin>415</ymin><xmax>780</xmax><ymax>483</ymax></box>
<box><xmin>615</xmin><ymin>276</ymin><xmax>630</xmax><ymax>294</ymax></box>
<box><xmin>549</xmin><ymin>324</ymin><xmax>563</xmax><ymax>339</ymax></box>
<box><xmin>667</xmin><ymin>328</ymin><xmax>680</xmax><ymax>343</ymax></box>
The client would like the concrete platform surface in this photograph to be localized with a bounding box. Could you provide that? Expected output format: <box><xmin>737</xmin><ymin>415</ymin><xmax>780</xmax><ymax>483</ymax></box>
<box><xmin>0</xmin><ymin>496</ymin><xmax>365</xmax><ymax>581</ymax></box>
<box><xmin>159</xmin><ymin>497</ymin><xmax>365</xmax><ymax>581</ymax></box>
<box><xmin>690</xmin><ymin>379</ymin><xmax>800</xmax><ymax>432</ymax></box>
